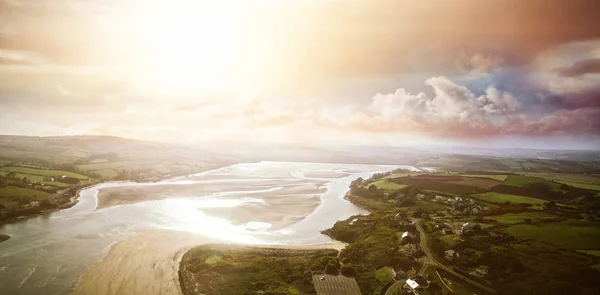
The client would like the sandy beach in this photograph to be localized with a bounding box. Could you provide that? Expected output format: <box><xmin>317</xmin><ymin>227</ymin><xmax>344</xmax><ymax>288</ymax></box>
<box><xmin>73</xmin><ymin>230</ymin><xmax>214</xmax><ymax>295</ymax></box>
<box><xmin>73</xmin><ymin>229</ymin><xmax>345</xmax><ymax>295</ymax></box>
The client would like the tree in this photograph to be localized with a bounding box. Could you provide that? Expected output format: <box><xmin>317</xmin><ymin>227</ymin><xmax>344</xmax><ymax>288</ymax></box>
<box><xmin>6</xmin><ymin>171</ymin><xmax>17</xmax><ymax>180</ymax></box>
<box><xmin>325</xmin><ymin>261</ymin><xmax>339</xmax><ymax>275</ymax></box>
<box><xmin>340</xmin><ymin>264</ymin><xmax>357</xmax><ymax>277</ymax></box>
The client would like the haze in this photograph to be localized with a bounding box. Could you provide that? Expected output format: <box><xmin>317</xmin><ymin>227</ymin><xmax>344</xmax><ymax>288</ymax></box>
<box><xmin>0</xmin><ymin>0</ymin><xmax>599</xmax><ymax>149</ymax></box>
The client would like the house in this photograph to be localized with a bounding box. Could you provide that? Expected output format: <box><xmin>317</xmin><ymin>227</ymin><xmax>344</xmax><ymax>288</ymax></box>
<box><xmin>403</xmin><ymin>243</ymin><xmax>421</xmax><ymax>256</ymax></box>
<box><xmin>461</xmin><ymin>222</ymin><xmax>476</xmax><ymax>234</ymax></box>
<box><xmin>444</xmin><ymin>249</ymin><xmax>459</xmax><ymax>261</ymax></box>
<box><xmin>406</xmin><ymin>276</ymin><xmax>430</xmax><ymax>295</ymax></box>
<box><xmin>394</xmin><ymin>268</ymin><xmax>407</xmax><ymax>279</ymax></box>
<box><xmin>402</xmin><ymin>231</ymin><xmax>417</xmax><ymax>241</ymax></box>
<box><xmin>395</xmin><ymin>212</ymin><xmax>408</xmax><ymax>219</ymax></box>
<box><xmin>475</xmin><ymin>266</ymin><xmax>489</xmax><ymax>277</ymax></box>
<box><xmin>398</xmin><ymin>219</ymin><xmax>411</xmax><ymax>227</ymax></box>
<box><xmin>434</xmin><ymin>195</ymin><xmax>447</xmax><ymax>203</ymax></box>
<box><xmin>30</xmin><ymin>201</ymin><xmax>39</xmax><ymax>208</ymax></box>
<box><xmin>416</xmin><ymin>194</ymin><xmax>426</xmax><ymax>201</ymax></box>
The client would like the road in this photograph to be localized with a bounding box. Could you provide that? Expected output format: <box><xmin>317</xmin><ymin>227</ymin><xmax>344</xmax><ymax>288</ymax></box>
<box><xmin>414</xmin><ymin>220</ymin><xmax>497</xmax><ymax>294</ymax></box>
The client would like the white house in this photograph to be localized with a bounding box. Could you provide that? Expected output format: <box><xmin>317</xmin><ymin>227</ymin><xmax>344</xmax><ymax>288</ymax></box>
<box><xmin>461</xmin><ymin>222</ymin><xmax>476</xmax><ymax>234</ymax></box>
<box><xmin>445</xmin><ymin>249</ymin><xmax>459</xmax><ymax>261</ymax></box>
<box><xmin>402</xmin><ymin>231</ymin><xmax>417</xmax><ymax>241</ymax></box>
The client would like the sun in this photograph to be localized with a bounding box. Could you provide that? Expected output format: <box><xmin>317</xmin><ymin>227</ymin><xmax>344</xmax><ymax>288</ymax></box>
<box><xmin>132</xmin><ymin>0</ymin><xmax>244</xmax><ymax>93</ymax></box>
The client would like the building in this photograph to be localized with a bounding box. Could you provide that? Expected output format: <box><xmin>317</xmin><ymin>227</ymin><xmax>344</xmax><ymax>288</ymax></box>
<box><xmin>442</xmin><ymin>228</ymin><xmax>453</xmax><ymax>235</ymax></box>
<box><xmin>445</xmin><ymin>249</ymin><xmax>459</xmax><ymax>261</ymax></box>
<box><xmin>406</xmin><ymin>276</ymin><xmax>431</xmax><ymax>295</ymax></box>
<box><xmin>394</xmin><ymin>268</ymin><xmax>407</xmax><ymax>279</ymax></box>
<box><xmin>402</xmin><ymin>231</ymin><xmax>417</xmax><ymax>242</ymax></box>
<box><xmin>403</xmin><ymin>243</ymin><xmax>421</xmax><ymax>256</ymax></box>
<box><xmin>461</xmin><ymin>222</ymin><xmax>476</xmax><ymax>234</ymax></box>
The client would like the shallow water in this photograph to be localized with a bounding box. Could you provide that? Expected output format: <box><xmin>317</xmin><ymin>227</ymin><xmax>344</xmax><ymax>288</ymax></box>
<box><xmin>0</xmin><ymin>161</ymin><xmax>421</xmax><ymax>295</ymax></box>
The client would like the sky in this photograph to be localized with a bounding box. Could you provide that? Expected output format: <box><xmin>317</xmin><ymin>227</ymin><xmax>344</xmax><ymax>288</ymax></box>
<box><xmin>1</xmin><ymin>0</ymin><xmax>600</xmax><ymax>149</ymax></box>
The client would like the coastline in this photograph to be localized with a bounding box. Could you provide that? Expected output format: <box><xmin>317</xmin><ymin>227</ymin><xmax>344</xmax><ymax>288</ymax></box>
<box><xmin>74</xmin><ymin>229</ymin><xmax>347</xmax><ymax>295</ymax></box>
<box><xmin>0</xmin><ymin>165</ymin><xmax>229</xmax><ymax>227</ymax></box>
<box><xmin>0</xmin><ymin>185</ymin><xmax>88</xmax><ymax>226</ymax></box>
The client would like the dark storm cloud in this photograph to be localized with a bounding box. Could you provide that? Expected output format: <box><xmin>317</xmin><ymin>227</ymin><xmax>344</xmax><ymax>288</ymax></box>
<box><xmin>555</xmin><ymin>58</ymin><xmax>600</xmax><ymax>77</ymax></box>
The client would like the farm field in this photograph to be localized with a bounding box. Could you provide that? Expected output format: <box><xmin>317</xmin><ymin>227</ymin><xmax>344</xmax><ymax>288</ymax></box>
<box><xmin>460</xmin><ymin>174</ymin><xmax>508</xmax><ymax>181</ymax></box>
<box><xmin>369</xmin><ymin>179</ymin><xmax>406</xmax><ymax>192</ymax></box>
<box><xmin>390</xmin><ymin>174</ymin><xmax>496</xmax><ymax>194</ymax></box>
<box><xmin>578</xmin><ymin>250</ymin><xmax>600</xmax><ymax>257</ymax></box>
<box><xmin>485</xmin><ymin>212</ymin><xmax>558</xmax><ymax>224</ymax></box>
<box><xmin>503</xmin><ymin>175</ymin><xmax>564</xmax><ymax>192</ymax></box>
<box><xmin>1</xmin><ymin>167</ymin><xmax>88</xmax><ymax>180</ymax></box>
<box><xmin>504</xmin><ymin>221</ymin><xmax>600</xmax><ymax>250</ymax></box>
<box><xmin>0</xmin><ymin>186</ymin><xmax>50</xmax><ymax>209</ymax></box>
<box><xmin>525</xmin><ymin>173</ymin><xmax>600</xmax><ymax>191</ymax></box>
<box><xmin>471</xmin><ymin>192</ymin><xmax>546</xmax><ymax>205</ymax></box>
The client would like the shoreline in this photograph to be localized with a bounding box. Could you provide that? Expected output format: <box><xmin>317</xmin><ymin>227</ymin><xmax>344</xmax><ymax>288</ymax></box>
<box><xmin>0</xmin><ymin>186</ymin><xmax>86</xmax><ymax>226</ymax></box>
<box><xmin>0</xmin><ymin>166</ymin><xmax>229</xmax><ymax>227</ymax></box>
<box><xmin>73</xmin><ymin>229</ymin><xmax>347</xmax><ymax>295</ymax></box>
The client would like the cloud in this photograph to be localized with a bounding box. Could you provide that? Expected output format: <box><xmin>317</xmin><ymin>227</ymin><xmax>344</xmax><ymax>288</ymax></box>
<box><xmin>554</xmin><ymin>58</ymin><xmax>600</xmax><ymax>77</ymax></box>
<box><xmin>368</xmin><ymin>76</ymin><xmax>519</xmax><ymax>120</ymax></box>
<box><xmin>455</xmin><ymin>53</ymin><xmax>503</xmax><ymax>78</ymax></box>
<box><xmin>0</xmin><ymin>49</ymin><xmax>42</xmax><ymax>65</ymax></box>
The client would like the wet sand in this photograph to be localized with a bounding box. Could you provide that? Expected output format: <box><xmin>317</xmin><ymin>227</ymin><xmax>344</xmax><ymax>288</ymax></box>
<box><xmin>73</xmin><ymin>230</ymin><xmax>215</xmax><ymax>295</ymax></box>
<box><xmin>96</xmin><ymin>182</ymin><xmax>326</xmax><ymax>209</ymax></box>
<box><xmin>73</xmin><ymin>230</ymin><xmax>344</xmax><ymax>295</ymax></box>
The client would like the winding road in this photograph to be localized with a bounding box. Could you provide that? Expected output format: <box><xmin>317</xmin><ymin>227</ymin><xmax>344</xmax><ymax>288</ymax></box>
<box><xmin>384</xmin><ymin>219</ymin><xmax>496</xmax><ymax>295</ymax></box>
<box><xmin>414</xmin><ymin>220</ymin><xmax>496</xmax><ymax>294</ymax></box>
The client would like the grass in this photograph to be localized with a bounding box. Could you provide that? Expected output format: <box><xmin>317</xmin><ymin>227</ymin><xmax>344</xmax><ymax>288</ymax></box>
<box><xmin>1</xmin><ymin>167</ymin><xmax>88</xmax><ymax>180</ymax></box>
<box><xmin>180</xmin><ymin>245</ymin><xmax>339</xmax><ymax>295</ymax></box>
<box><xmin>577</xmin><ymin>250</ymin><xmax>600</xmax><ymax>257</ymax></box>
<box><xmin>486</xmin><ymin>212</ymin><xmax>558</xmax><ymax>224</ymax></box>
<box><xmin>504</xmin><ymin>221</ymin><xmax>600</xmax><ymax>250</ymax></box>
<box><xmin>0</xmin><ymin>186</ymin><xmax>50</xmax><ymax>209</ymax></box>
<box><xmin>471</xmin><ymin>192</ymin><xmax>546</xmax><ymax>205</ymax></box>
<box><xmin>462</xmin><ymin>174</ymin><xmax>508</xmax><ymax>181</ymax></box>
<box><xmin>525</xmin><ymin>173</ymin><xmax>600</xmax><ymax>191</ymax></box>
<box><xmin>369</xmin><ymin>179</ymin><xmax>406</xmax><ymax>192</ymax></box>
<box><xmin>503</xmin><ymin>175</ymin><xmax>563</xmax><ymax>192</ymax></box>
<box><xmin>375</xmin><ymin>267</ymin><xmax>395</xmax><ymax>283</ymax></box>
<box><xmin>0</xmin><ymin>186</ymin><xmax>50</xmax><ymax>198</ymax></box>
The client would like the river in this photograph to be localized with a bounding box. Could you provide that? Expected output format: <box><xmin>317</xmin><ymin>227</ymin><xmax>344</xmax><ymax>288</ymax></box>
<box><xmin>0</xmin><ymin>161</ymin><xmax>425</xmax><ymax>295</ymax></box>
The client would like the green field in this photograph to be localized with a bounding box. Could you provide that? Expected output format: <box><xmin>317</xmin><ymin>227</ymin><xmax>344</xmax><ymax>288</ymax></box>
<box><xmin>462</xmin><ymin>174</ymin><xmax>508</xmax><ymax>181</ymax></box>
<box><xmin>0</xmin><ymin>186</ymin><xmax>50</xmax><ymax>209</ymax></box>
<box><xmin>1</xmin><ymin>167</ymin><xmax>88</xmax><ymax>180</ymax></box>
<box><xmin>486</xmin><ymin>212</ymin><xmax>558</xmax><ymax>224</ymax></box>
<box><xmin>504</xmin><ymin>221</ymin><xmax>600</xmax><ymax>250</ymax></box>
<box><xmin>503</xmin><ymin>175</ymin><xmax>564</xmax><ymax>191</ymax></box>
<box><xmin>472</xmin><ymin>192</ymin><xmax>546</xmax><ymax>205</ymax></box>
<box><xmin>180</xmin><ymin>245</ymin><xmax>340</xmax><ymax>295</ymax></box>
<box><xmin>369</xmin><ymin>179</ymin><xmax>406</xmax><ymax>192</ymax></box>
<box><xmin>526</xmin><ymin>173</ymin><xmax>600</xmax><ymax>191</ymax></box>
<box><xmin>577</xmin><ymin>250</ymin><xmax>600</xmax><ymax>257</ymax></box>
